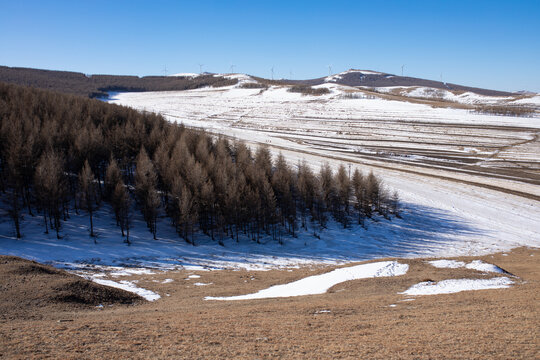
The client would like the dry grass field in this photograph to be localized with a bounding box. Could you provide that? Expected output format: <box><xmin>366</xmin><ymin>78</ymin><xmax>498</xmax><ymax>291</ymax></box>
<box><xmin>1</xmin><ymin>247</ymin><xmax>538</xmax><ymax>359</ymax></box>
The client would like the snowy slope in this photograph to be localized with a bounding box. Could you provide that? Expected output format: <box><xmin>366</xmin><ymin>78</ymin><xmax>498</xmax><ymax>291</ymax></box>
<box><xmin>2</xmin><ymin>80</ymin><xmax>539</xmax><ymax>274</ymax></box>
<box><xmin>372</xmin><ymin>85</ymin><xmax>533</xmax><ymax>105</ymax></box>
<box><xmin>105</xmin><ymin>84</ymin><xmax>540</xmax><ymax>264</ymax></box>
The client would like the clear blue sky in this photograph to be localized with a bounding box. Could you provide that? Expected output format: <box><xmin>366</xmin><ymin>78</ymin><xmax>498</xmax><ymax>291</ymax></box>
<box><xmin>1</xmin><ymin>0</ymin><xmax>539</xmax><ymax>91</ymax></box>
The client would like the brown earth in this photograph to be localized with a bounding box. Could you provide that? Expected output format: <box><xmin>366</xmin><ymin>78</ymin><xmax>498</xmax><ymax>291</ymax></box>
<box><xmin>0</xmin><ymin>248</ymin><xmax>538</xmax><ymax>359</ymax></box>
<box><xmin>0</xmin><ymin>256</ymin><xmax>142</xmax><ymax>321</ymax></box>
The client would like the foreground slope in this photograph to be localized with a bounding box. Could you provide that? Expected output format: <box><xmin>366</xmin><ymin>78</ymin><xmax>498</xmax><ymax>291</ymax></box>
<box><xmin>1</xmin><ymin>248</ymin><xmax>538</xmax><ymax>359</ymax></box>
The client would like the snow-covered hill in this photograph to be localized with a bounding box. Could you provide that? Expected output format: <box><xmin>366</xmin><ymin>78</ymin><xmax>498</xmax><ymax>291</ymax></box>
<box><xmin>2</xmin><ymin>72</ymin><xmax>539</xmax><ymax>276</ymax></box>
<box><xmin>103</xmin><ymin>83</ymin><xmax>540</xmax><ymax>268</ymax></box>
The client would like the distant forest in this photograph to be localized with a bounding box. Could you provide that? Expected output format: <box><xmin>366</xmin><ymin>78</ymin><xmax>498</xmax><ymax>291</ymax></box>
<box><xmin>0</xmin><ymin>82</ymin><xmax>400</xmax><ymax>245</ymax></box>
<box><xmin>0</xmin><ymin>66</ymin><xmax>237</xmax><ymax>98</ymax></box>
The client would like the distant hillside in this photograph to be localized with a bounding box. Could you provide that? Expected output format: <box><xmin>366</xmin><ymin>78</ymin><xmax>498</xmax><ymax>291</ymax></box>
<box><xmin>0</xmin><ymin>65</ymin><xmax>516</xmax><ymax>98</ymax></box>
<box><xmin>288</xmin><ymin>69</ymin><xmax>514</xmax><ymax>97</ymax></box>
<box><xmin>0</xmin><ymin>66</ymin><xmax>238</xmax><ymax>98</ymax></box>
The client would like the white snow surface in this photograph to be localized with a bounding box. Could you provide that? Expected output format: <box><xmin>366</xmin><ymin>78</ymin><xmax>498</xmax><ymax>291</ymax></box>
<box><xmin>374</xmin><ymin>86</ymin><xmax>519</xmax><ymax>105</ymax></box>
<box><xmin>428</xmin><ymin>260</ymin><xmax>506</xmax><ymax>274</ymax></box>
<box><xmin>1</xmin><ymin>79</ymin><xmax>539</xmax><ymax>276</ymax></box>
<box><xmin>511</xmin><ymin>95</ymin><xmax>540</xmax><ymax>106</ymax></box>
<box><xmin>109</xmin><ymin>268</ymin><xmax>156</xmax><ymax>277</ymax></box>
<box><xmin>103</xmin><ymin>84</ymin><xmax>540</xmax><ymax>266</ymax></box>
<box><xmin>91</xmin><ymin>278</ymin><xmax>161</xmax><ymax>301</ymax></box>
<box><xmin>401</xmin><ymin>277</ymin><xmax>514</xmax><ymax>296</ymax></box>
<box><xmin>428</xmin><ymin>260</ymin><xmax>466</xmax><ymax>268</ymax></box>
<box><xmin>465</xmin><ymin>260</ymin><xmax>506</xmax><ymax>274</ymax></box>
<box><xmin>205</xmin><ymin>261</ymin><xmax>408</xmax><ymax>300</ymax></box>
<box><xmin>168</xmin><ymin>73</ymin><xmax>199</xmax><ymax>78</ymax></box>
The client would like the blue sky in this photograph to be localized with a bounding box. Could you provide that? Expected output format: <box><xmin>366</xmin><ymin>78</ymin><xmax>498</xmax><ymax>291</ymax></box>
<box><xmin>1</xmin><ymin>0</ymin><xmax>539</xmax><ymax>91</ymax></box>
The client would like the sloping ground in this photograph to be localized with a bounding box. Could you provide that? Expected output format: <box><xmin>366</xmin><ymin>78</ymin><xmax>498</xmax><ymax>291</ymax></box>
<box><xmin>329</xmin><ymin>70</ymin><xmax>514</xmax><ymax>96</ymax></box>
<box><xmin>0</xmin><ymin>248</ymin><xmax>537</xmax><ymax>359</ymax></box>
<box><xmin>108</xmin><ymin>85</ymin><xmax>540</xmax><ymax>258</ymax></box>
<box><xmin>0</xmin><ymin>256</ymin><xmax>142</xmax><ymax>320</ymax></box>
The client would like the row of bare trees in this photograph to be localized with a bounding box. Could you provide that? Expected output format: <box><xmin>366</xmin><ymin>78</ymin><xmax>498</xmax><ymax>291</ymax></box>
<box><xmin>0</xmin><ymin>82</ymin><xmax>399</xmax><ymax>246</ymax></box>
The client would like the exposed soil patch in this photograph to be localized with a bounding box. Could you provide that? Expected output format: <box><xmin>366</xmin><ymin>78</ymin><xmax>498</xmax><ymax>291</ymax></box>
<box><xmin>0</xmin><ymin>256</ymin><xmax>142</xmax><ymax>320</ymax></box>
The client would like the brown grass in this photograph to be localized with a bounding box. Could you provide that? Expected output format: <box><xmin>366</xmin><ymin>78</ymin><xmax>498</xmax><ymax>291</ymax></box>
<box><xmin>0</xmin><ymin>256</ymin><xmax>142</xmax><ymax>321</ymax></box>
<box><xmin>0</xmin><ymin>248</ymin><xmax>538</xmax><ymax>359</ymax></box>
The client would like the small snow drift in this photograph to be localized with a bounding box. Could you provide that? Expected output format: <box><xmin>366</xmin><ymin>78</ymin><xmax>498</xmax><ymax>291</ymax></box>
<box><xmin>428</xmin><ymin>259</ymin><xmax>466</xmax><ymax>268</ymax></box>
<box><xmin>91</xmin><ymin>279</ymin><xmax>161</xmax><ymax>301</ymax></box>
<box><xmin>465</xmin><ymin>260</ymin><xmax>507</xmax><ymax>274</ymax></box>
<box><xmin>400</xmin><ymin>277</ymin><xmax>514</xmax><ymax>296</ymax></box>
<box><xmin>205</xmin><ymin>261</ymin><xmax>408</xmax><ymax>301</ymax></box>
<box><xmin>428</xmin><ymin>260</ymin><xmax>507</xmax><ymax>274</ymax></box>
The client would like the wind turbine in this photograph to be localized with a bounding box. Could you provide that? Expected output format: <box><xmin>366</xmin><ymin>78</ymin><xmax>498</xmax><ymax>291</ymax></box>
<box><xmin>198</xmin><ymin>63</ymin><xmax>204</xmax><ymax>74</ymax></box>
<box><xmin>271</xmin><ymin>66</ymin><xmax>274</xmax><ymax>80</ymax></box>
<box><xmin>230</xmin><ymin>64</ymin><xmax>236</xmax><ymax>73</ymax></box>
<box><xmin>328</xmin><ymin>64</ymin><xmax>332</xmax><ymax>76</ymax></box>
<box><xmin>162</xmin><ymin>65</ymin><xmax>168</xmax><ymax>76</ymax></box>
<box><xmin>401</xmin><ymin>64</ymin><xmax>404</xmax><ymax>76</ymax></box>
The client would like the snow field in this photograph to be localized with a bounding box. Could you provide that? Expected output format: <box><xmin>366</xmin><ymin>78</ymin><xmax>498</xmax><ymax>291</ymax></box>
<box><xmin>3</xmin><ymin>80</ymin><xmax>537</xmax><ymax>272</ymax></box>
<box><xmin>2</xmin><ymin>75</ymin><xmax>538</xmax><ymax>303</ymax></box>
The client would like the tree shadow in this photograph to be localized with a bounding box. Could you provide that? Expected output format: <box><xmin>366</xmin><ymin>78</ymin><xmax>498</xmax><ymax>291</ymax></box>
<box><xmin>170</xmin><ymin>201</ymin><xmax>488</xmax><ymax>268</ymax></box>
<box><xmin>1</xmin><ymin>201</ymin><xmax>490</xmax><ymax>270</ymax></box>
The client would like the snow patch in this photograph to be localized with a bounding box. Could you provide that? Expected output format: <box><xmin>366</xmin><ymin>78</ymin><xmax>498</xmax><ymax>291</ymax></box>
<box><xmin>401</xmin><ymin>277</ymin><xmax>513</xmax><ymax>296</ymax></box>
<box><xmin>223</xmin><ymin>73</ymin><xmax>253</xmax><ymax>81</ymax></box>
<box><xmin>168</xmin><ymin>73</ymin><xmax>199</xmax><ymax>78</ymax></box>
<box><xmin>205</xmin><ymin>261</ymin><xmax>408</xmax><ymax>301</ymax></box>
<box><xmin>428</xmin><ymin>259</ymin><xmax>506</xmax><ymax>273</ymax></box>
<box><xmin>314</xmin><ymin>309</ymin><xmax>331</xmax><ymax>314</ymax></box>
<box><xmin>91</xmin><ymin>279</ymin><xmax>161</xmax><ymax>301</ymax></box>
<box><xmin>465</xmin><ymin>260</ymin><xmax>506</xmax><ymax>273</ymax></box>
<box><xmin>109</xmin><ymin>268</ymin><xmax>156</xmax><ymax>277</ymax></box>
<box><xmin>428</xmin><ymin>260</ymin><xmax>466</xmax><ymax>269</ymax></box>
